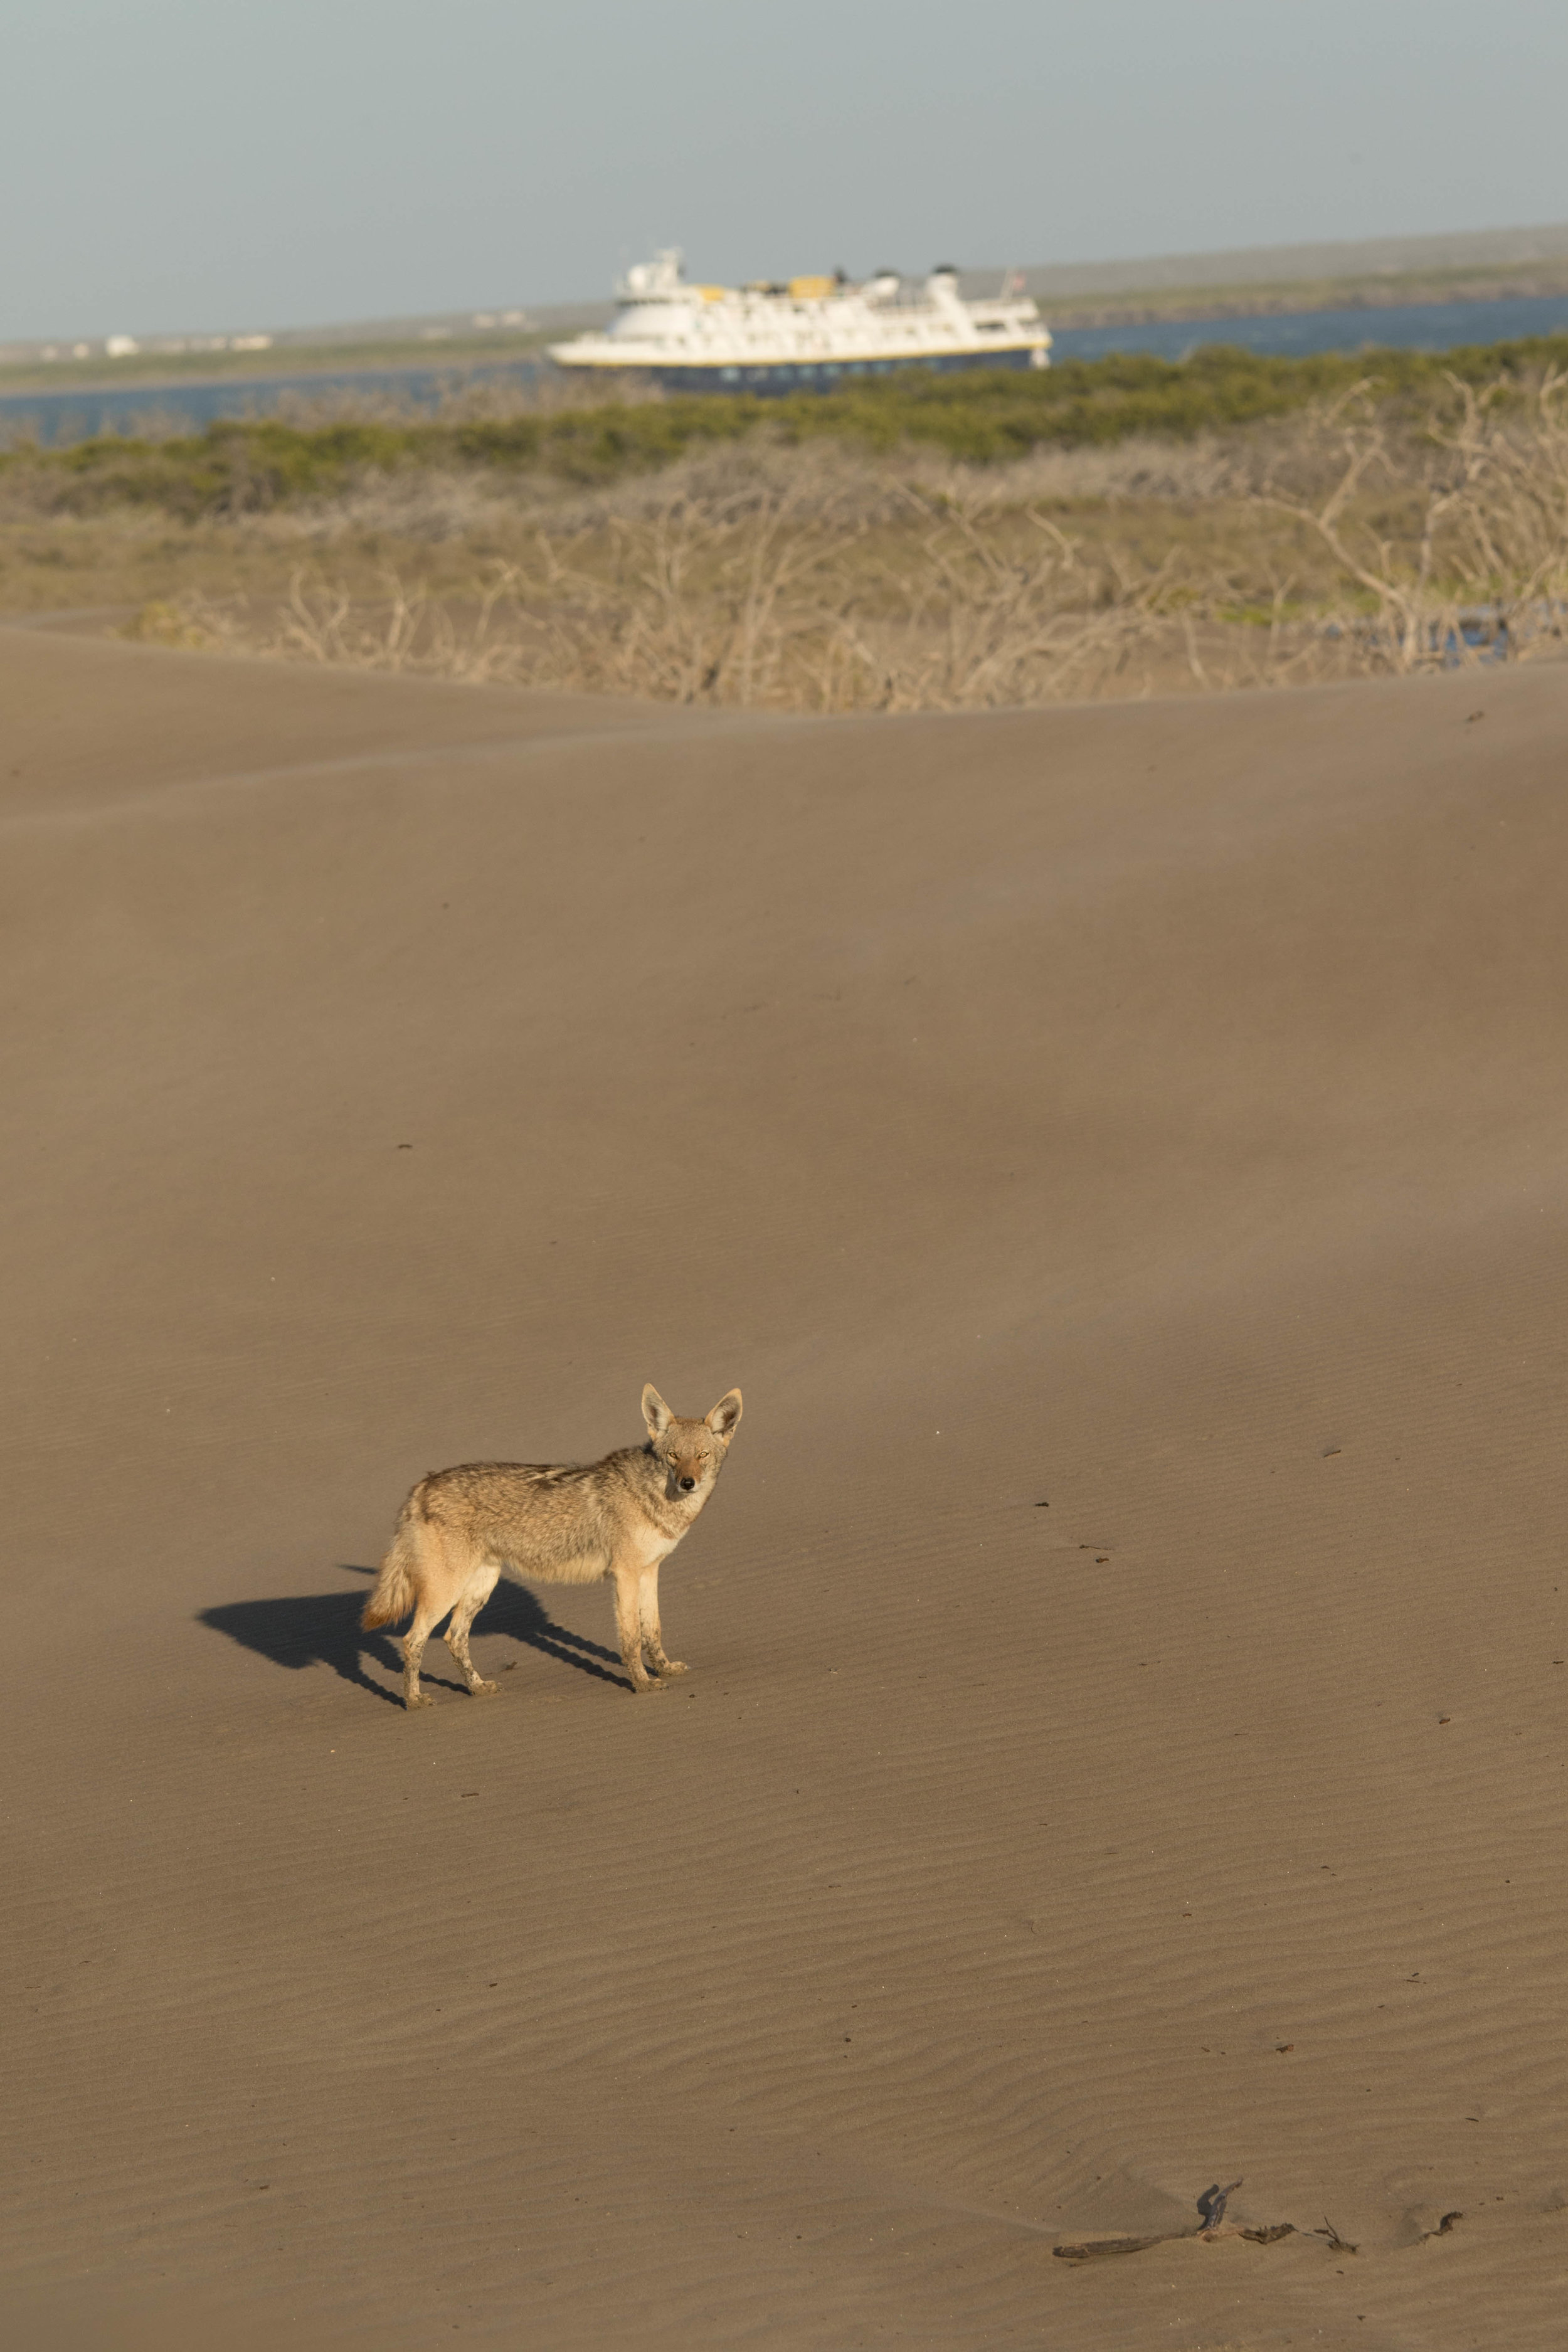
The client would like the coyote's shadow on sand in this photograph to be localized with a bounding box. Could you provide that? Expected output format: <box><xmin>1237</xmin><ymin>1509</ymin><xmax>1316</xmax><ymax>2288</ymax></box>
<box><xmin>199</xmin><ymin>1570</ymin><xmax>628</xmax><ymax>1708</ymax></box>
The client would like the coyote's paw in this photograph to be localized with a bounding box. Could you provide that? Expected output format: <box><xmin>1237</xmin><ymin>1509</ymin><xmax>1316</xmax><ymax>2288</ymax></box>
<box><xmin>405</xmin><ymin>1692</ymin><xmax>436</xmax><ymax>1710</ymax></box>
<box><xmin>655</xmin><ymin>1659</ymin><xmax>688</xmax><ymax>1678</ymax></box>
<box><xmin>469</xmin><ymin>1679</ymin><xmax>500</xmax><ymax>1697</ymax></box>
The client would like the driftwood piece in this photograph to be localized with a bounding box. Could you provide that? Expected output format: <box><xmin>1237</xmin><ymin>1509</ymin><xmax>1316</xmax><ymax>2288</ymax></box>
<box><xmin>1053</xmin><ymin>2232</ymin><xmax>1171</xmax><ymax>2262</ymax></box>
<box><xmin>1053</xmin><ymin>2178</ymin><xmax>1356</xmax><ymax>2264</ymax></box>
<box><xmin>1197</xmin><ymin>2179</ymin><xmax>1243</xmax><ymax>2232</ymax></box>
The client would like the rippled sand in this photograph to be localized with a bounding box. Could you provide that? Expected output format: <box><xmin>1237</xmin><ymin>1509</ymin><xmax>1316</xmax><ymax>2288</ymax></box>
<box><xmin>5</xmin><ymin>630</ymin><xmax>1566</xmax><ymax>2348</ymax></box>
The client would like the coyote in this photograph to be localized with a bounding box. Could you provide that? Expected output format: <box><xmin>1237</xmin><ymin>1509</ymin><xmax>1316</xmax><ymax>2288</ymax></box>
<box><xmin>362</xmin><ymin>1384</ymin><xmax>743</xmax><ymax>1709</ymax></box>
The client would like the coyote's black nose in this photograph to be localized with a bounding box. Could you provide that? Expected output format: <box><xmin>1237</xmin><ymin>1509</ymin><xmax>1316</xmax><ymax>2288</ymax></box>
<box><xmin>679</xmin><ymin>1475</ymin><xmax>696</xmax><ymax>1491</ymax></box>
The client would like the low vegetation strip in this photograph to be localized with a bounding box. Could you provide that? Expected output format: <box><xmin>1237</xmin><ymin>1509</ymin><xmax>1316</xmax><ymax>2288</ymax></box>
<box><xmin>5</xmin><ymin>336</ymin><xmax>1568</xmax><ymax>511</ymax></box>
<box><xmin>5</xmin><ymin>350</ymin><xmax>1565</xmax><ymax>714</ymax></box>
<box><xmin>114</xmin><ymin>370</ymin><xmax>1568</xmax><ymax>711</ymax></box>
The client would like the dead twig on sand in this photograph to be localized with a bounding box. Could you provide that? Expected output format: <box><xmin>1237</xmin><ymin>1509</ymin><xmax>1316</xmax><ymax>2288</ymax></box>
<box><xmin>1053</xmin><ymin>2180</ymin><xmax>1361</xmax><ymax>2264</ymax></box>
<box><xmin>1196</xmin><ymin>2178</ymin><xmax>1243</xmax><ymax>2232</ymax></box>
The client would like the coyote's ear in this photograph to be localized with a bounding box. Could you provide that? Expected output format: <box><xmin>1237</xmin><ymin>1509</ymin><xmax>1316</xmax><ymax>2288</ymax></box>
<box><xmin>642</xmin><ymin>1384</ymin><xmax>673</xmax><ymax>1437</ymax></box>
<box><xmin>706</xmin><ymin>1389</ymin><xmax>743</xmax><ymax>1439</ymax></box>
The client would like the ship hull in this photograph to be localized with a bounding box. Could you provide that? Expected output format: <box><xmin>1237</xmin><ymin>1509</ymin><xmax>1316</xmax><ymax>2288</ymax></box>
<box><xmin>553</xmin><ymin>346</ymin><xmax>1047</xmax><ymax>395</ymax></box>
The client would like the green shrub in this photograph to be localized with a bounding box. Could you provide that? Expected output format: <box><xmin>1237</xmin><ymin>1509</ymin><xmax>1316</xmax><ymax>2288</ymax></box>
<box><xmin>7</xmin><ymin>335</ymin><xmax>1567</xmax><ymax>515</ymax></box>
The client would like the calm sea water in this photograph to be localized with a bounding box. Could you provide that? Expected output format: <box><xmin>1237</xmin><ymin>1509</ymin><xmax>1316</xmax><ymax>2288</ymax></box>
<box><xmin>1047</xmin><ymin>288</ymin><xmax>1568</xmax><ymax>364</ymax></box>
<box><xmin>0</xmin><ymin>359</ymin><xmax>548</xmax><ymax>445</ymax></box>
<box><xmin>4</xmin><ymin>290</ymin><xmax>1567</xmax><ymax>445</ymax></box>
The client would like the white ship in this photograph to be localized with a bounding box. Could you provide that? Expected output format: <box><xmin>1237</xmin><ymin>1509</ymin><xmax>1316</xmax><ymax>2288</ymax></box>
<box><xmin>549</xmin><ymin>251</ymin><xmax>1050</xmax><ymax>392</ymax></box>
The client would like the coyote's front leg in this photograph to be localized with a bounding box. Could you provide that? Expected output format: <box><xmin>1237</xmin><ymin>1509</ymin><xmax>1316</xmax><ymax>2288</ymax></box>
<box><xmin>612</xmin><ymin>1564</ymin><xmax>662</xmax><ymax>1693</ymax></box>
<box><xmin>638</xmin><ymin>1565</ymin><xmax>686</xmax><ymax>1679</ymax></box>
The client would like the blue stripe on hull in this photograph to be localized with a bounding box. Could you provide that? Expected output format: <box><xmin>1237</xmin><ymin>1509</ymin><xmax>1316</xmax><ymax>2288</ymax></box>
<box><xmin>637</xmin><ymin>348</ymin><xmax>1044</xmax><ymax>395</ymax></box>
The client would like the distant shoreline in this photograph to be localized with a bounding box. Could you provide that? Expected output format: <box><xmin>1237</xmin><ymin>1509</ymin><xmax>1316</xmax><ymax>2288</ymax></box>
<box><xmin>8</xmin><ymin>262</ymin><xmax>1568</xmax><ymax>399</ymax></box>
<box><xmin>1039</xmin><ymin>265</ymin><xmax>1568</xmax><ymax>331</ymax></box>
<box><xmin>4</xmin><ymin>282</ymin><xmax>1568</xmax><ymax>432</ymax></box>
<box><xmin>0</xmin><ymin>329</ymin><xmax>556</xmax><ymax>401</ymax></box>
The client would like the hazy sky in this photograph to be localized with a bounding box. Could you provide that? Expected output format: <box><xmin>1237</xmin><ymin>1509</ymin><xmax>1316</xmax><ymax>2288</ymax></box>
<box><xmin>6</xmin><ymin>0</ymin><xmax>1566</xmax><ymax>339</ymax></box>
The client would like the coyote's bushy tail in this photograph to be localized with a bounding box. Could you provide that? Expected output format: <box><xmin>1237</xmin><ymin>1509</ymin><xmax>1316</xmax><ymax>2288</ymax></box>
<box><xmin>362</xmin><ymin>1515</ymin><xmax>418</xmax><ymax>1630</ymax></box>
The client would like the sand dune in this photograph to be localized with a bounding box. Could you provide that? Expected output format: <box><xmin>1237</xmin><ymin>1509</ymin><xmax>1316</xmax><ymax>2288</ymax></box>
<box><xmin>4</xmin><ymin>628</ymin><xmax>1567</xmax><ymax>2348</ymax></box>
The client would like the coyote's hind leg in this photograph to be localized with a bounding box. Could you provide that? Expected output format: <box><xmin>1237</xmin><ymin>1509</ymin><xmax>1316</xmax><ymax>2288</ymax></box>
<box><xmin>401</xmin><ymin>1596</ymin><xmax>442</xmax><ymax>1710</ymax></box>
<box><xmin>444</xmin><ymin>1560</ymin><xmax>502</xmax><ymax>1697</ymax></box>
<box><xmin>639</xmin><ymin>1565</ymin><xmax>686</xmax><ymax>1679</ymax></box>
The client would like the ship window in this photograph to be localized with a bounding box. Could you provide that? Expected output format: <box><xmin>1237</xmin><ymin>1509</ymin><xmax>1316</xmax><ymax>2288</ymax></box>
<box><xmin>721</xmin><ymin>366</ymin><xmax>739</xmax><ymax>381</ymax></box>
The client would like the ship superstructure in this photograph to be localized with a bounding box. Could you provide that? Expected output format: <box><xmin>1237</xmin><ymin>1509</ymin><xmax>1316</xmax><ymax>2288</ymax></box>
<box><xmin>549</xmin><ymin>252</ymin><xmax>1050</xmax><ymax>391</ymax></box>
